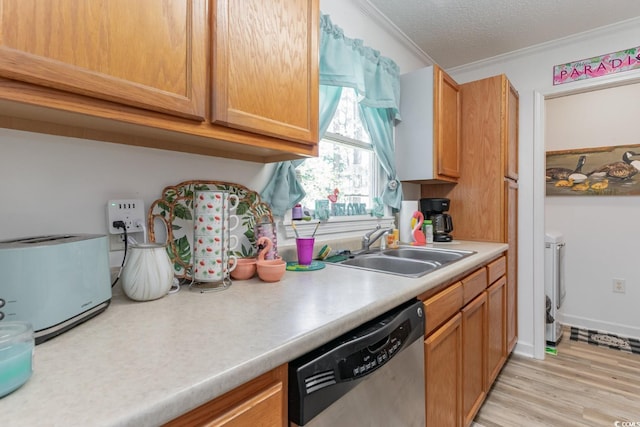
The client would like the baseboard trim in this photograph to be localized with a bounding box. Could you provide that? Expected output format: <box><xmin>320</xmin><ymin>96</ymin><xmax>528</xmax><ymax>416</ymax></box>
<box><xmin>513</xmin><ymin>341</ymin><xmax>535</xmax><ymax>359</ymax></box>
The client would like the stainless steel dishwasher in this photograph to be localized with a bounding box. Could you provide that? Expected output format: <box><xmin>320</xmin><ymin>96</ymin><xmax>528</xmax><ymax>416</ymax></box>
<box><xmin>289</xmin><ymin>299</ymin><xmax>425</xmax><ymax>426</ymax></box>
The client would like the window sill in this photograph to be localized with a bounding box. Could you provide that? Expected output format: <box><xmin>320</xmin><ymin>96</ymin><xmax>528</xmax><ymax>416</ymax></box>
<box><xmin>282</xmin><ymin>215</ymin><xmax>395</xmax><ymax>240</ymax></box>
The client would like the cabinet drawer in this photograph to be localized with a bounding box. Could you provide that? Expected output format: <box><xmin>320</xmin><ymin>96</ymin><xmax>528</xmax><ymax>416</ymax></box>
<box><xmin>462</xmin><ymin>267</ymin><xmax>488</xmax><ymax>305</ymax></box>
<box><xmin>164</xmin><ymin>365</ymin><xmax>287</xmax><ymax>427</ymax></box>
<box><xmin>424</xmin><ymin>281</ymin><xmax>463</xmax><ymax>335</ymax></box>
<box><xmin>487</xmin><ymin>256</ymin><xmax>506</xmax><ymax>284</ymax></box>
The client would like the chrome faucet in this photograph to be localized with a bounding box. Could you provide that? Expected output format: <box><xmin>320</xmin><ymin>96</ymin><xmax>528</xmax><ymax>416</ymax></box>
<box><xmin>361</xmin><ymin>225</ymin><xmax>394</xmax><ymax>251</ymax></box>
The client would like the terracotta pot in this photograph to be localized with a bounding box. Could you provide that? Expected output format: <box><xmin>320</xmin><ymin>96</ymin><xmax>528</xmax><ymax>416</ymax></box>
<box><xmin>230</xmin><ymin>258</ymin><xmax>257</xmax><ymax>280</ymax></box>
<box><xmin>256</xmin><ymin>259</ymin><xmax>286</xmax><ymax>282</ymax></box>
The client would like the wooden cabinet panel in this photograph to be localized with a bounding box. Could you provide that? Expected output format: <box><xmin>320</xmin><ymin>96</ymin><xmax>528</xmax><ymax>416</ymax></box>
<box><xmin>0</xmin><ymin>0</ymin><xmax>207</xmax><ymax>120</ymax></box>
<box><xmin>462</xmin><ymin>267</ymin><xmax>487</xmax><ymax>305</ymax></box>
<box><xmin>421</xmin><ymin>256</ymin><xmax>507</xmax><ymax>427</ymax></box>
<box><xmin>486</xmin><ymin>276</ymin><xmax>507</xmax><ymax>387</ymax></box>
<box><xmin>424</xmin><ymin>281</ymin><xmax>463</xmax><ymax>335</ymax></box>
<box><xmin>505</xmin><ymin>81</ymin><xmax>519</xmax><ymax>180</ymax></box>
<box><xmin>164</xmin><ymin>365</ymin><xmax>287</xmax><ymax>427</ymax></box>
<box><xmin>487</xmin><ymin>256</ymin><xmax>506</xmax><ymax>285</ymax></box>
<box><xmin>396</xmin><ymin>65</ymin><xmax>460</xmax><ymax>183</ymax></box>
<box><xmin>435</xmin><ymin>66</ymin><xmax>461</xmax><ymax>180</ymax></box>
<box><xmin>506</xmin><ymin>181</ymin><xmax>518</xmax><ymax>353</ymax></box>
<box><xmin>423</xmin><ymin>76</ymin><xmax>518</xmax><ymax>358</ymax></box>
<box><xmin>462</xmin><ymin>292</ymin><xmax>487</xmax><ymax>427</ymax></box>
<box><xmin>425</xmin><ymin>313</ymin><xmax>462</xmax><ymax>427</ymax></box>
<box><xmin>212</xmin><ymin>0</ymin><xmax>319</xmax><ymax>144</ymax></box>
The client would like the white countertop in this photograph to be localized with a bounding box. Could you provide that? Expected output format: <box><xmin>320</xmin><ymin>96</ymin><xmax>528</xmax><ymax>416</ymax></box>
<box><xmin>1</xmin><ymin>241</ymin><xmax>506</xmax><ymax>427</ymax></box>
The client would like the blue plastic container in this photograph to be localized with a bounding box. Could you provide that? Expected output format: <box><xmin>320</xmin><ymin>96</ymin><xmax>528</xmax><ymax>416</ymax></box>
<box><xmin>0</xmin><ymin>321</ymin><xmax>34</xmax><ymax>398</ymax></box>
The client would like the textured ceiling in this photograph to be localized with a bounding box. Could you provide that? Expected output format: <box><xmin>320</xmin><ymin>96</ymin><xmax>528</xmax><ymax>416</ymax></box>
<box><xmin>366</xmin><ymin>0</ymin><xmax>640</xmax><ymax>68</ymax></box>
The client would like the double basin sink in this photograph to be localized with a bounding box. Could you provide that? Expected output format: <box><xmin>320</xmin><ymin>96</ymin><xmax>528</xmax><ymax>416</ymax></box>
<box><xmin>329</xmin><ymin>246</ymin><xmax>476</xmax><ymax>278</ymax></box>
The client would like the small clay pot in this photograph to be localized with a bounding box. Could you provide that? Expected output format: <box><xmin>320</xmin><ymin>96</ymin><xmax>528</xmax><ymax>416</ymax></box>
<box><xmin>230</xmin><ymin>258</ymin><xmax>257</xmax><ymax>280</ymax></box>
<box><xmin>256</xmin><ymin>259</ymin><xmax>286</xmax><ymax>282</ymax></box>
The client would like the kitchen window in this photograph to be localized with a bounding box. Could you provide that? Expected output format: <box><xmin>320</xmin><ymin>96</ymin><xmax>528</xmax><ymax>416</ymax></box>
<box><xmin>284</xmin><ymin>88</ymin><xmax>393</xmax><ymax>239</ymax></box>
<box><xmin>297</xmin><ymin>87</ymin><xmax>380</xmax><ymax>212</ymax></box>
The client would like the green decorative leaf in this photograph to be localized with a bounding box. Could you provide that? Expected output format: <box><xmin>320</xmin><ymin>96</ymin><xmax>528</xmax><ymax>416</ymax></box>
<box><xmin>239</xmin><ymin>244</ymin><xmax>256</xmax><ymax>257</ymax></box>
<box><xmin>174</xmin><ymin>204</ymin><xmax>192</xmax><ymax>220</ymax></box>
<box><xmin>244</xmin><ymin>228</ymin><xmax>256</xmax><ymax>243</ymax></box>
<box><xmin>165</xmin><ymin>189</ymin><xmax>178</xmax><ymax>203</ymax></box>
<box><xmin>174</xmin><ymin>235</ymin><xmax>191</xmax><ymax>264</ymax></box>
<box><xmin>157</xmin><ymin>200</ymin><xmax>171</xmax><ymax>212</ymax></box>
<box><xmin>236</xmin><ymin>201</ymin><xmax>250</xmax><ymax>216</ymax></box>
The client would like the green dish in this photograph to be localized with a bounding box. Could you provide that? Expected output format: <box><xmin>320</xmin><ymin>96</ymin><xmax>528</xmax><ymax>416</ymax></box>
<box><xmin>286</xmin><ymin>261</ymin><xmax>326</xmax><ymax>271</ymax></box>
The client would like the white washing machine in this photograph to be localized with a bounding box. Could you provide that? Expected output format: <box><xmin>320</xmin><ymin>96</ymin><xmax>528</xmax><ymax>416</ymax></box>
<box><xmin>545</xmin><ymin>231</ymin><xmax>566</xmax><ymax>346</ymax></box>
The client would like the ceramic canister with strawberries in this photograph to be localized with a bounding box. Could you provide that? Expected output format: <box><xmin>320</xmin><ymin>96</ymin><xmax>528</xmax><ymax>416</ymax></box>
<box><xmin>192</xmin><ymin>190</ymin><xmax>239</xmax><ymax>282</ymax></box>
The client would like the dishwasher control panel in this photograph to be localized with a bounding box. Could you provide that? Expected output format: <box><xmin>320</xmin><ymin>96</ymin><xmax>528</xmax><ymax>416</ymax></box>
<box><xmin>339</xmin><ymin>319</ymin><xmax>410</xmax><ymax>379</ymax></box>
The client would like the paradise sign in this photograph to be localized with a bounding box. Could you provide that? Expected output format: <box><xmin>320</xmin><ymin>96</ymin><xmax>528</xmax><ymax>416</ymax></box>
<box><xmin>553</xmin><ymin>46</ymin><xmax>640</xmax><ymax>85</ymax></box>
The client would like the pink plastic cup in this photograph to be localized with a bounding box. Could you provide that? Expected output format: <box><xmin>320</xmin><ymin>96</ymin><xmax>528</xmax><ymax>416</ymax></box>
<box><xmin>296</xmin><ymin>237</ymin><xmax>315</xmax><ymax>265</ymax></box>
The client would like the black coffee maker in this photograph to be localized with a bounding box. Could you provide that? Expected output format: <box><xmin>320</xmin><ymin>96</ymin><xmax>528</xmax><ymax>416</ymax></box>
<box><xmin>420</xmin><ymin>198</ymin><xmax>454</xmax><ymax>242</ymax></box>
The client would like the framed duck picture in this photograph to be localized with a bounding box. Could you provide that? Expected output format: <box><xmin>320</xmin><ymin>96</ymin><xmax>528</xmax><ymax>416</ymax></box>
<box><xmin>545</xmin><ymin>144</ymin><xmax>640</xmax><ymax>196</ymax></box>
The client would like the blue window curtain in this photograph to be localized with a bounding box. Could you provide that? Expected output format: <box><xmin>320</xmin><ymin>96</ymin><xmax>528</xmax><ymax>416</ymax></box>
<box><xmin>259</xmin><ymin>85</ymin><xmax>342</xmax><ymax>216</ymax></box>
<box><xmin>261</xmin><ymin>14</ymin><xmax>402</xmax><ymax>216</ymax></box>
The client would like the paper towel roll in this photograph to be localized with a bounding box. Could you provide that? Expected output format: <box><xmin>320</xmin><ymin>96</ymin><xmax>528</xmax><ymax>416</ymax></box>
<box><xmin>399</xmin><ymin>200</ymin><xmax>418</xmax><ymax>243</ymax></box>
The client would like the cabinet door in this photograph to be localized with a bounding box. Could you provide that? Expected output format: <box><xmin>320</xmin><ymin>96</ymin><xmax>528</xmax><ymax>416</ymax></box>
<box><xmin>434</xmin><ymin>66</ymin><xmax>461</xmax><ymax>180</ymax></box>
<box><xmin>425</xmin><ymin>313</ymin><xmax>462</xmax><ymax>427</ymax></box>
<box><xmin>504</xmin><ymin>79</ymin><xmax>519</xmax><ymax>180</ymax></box>
<box><xmin>506</xmin><ymin>181</ymin><xmax>518</xmax><ymax>353</ymax></box>
<box><xmin>0</xmin><ymin>0</ymin><xmax>207</xmax><ymax>120</ymax></box>
<box><xmin>486</xmin><ymin>276</ymin><xmax>507</xmax><ymax>387</ymax></box>
<box><xmin>212</xmin><ymin>0</ymin><xmax>319</xmax><ymax>145</ymax></box>
<box><xmin>462</xmin><ymin>293</ymin><xmax>487</xmax><ymax>427</ymax></box>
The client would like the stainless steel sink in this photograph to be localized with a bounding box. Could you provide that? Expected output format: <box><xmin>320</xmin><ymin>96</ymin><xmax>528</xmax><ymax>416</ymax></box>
<box><xmin>382</xmin><ymin>247</ymin><xmax>473</xmax><ymax>264</ymax></box>
<box><xmin>339</xmin><ymin>256</ymin><xmax>440</xmax><ymax>277</ymax></box>
<box><xmin>329</xmin><ymin>246</ymin><xmax>475</xmax><ymax>278</ymax></box>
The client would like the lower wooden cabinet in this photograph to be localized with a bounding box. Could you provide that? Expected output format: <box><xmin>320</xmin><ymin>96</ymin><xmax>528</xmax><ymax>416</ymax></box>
<box><xmin>164</xmin><ymin>364</ymin><xmax>287</xmax><ymax>427</ymax></box>
<box><xmin>462</xmin><ymin>292</ymin><xmax>487</xmax><ymax>427</ymax></box>
<box><xmin>422</xmin><ymin>254</ymin><xmax>509</xmax><ymax>427</ymax></box>
<box><xmin>425</xmin><ymin>313</ymin><xmax>462</xmax><ymax>427</ymax></box>
<box><xmin>486</xmin><ymin>276</ymin><xmax>507</xmax><ymax>387</ymax></box>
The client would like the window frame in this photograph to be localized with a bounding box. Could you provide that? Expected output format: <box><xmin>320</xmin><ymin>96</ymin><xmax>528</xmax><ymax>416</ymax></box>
<box><xmin>282</xmin><ymin>137</ymin><xmax>393</xmax><ymax>240</ymax></box>
<box><xmin>281</xmin><ymin>87</ymin><xmax>394</xmax><ymax>239</ymax></box>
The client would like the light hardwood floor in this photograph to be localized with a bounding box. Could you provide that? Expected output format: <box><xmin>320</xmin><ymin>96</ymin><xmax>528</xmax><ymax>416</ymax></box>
<box><xmin>474</xmin><ymin>336</ymin><xmax>640</xmax><ymax>426</ymax></box>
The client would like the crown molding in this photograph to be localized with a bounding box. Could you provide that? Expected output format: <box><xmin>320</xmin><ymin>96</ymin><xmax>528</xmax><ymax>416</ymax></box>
<box><xmin>352</xmin><ymin>0</ymin><xmax>435</xmax><ymax>66</ymax></box>
<box><xmin>450</xmin><ymin>16</ymin><xmax>640</xmax><ymax>75</ymax></box>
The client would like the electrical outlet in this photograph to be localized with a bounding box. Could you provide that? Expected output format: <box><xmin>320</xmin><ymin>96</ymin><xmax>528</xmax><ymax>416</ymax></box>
<box><xmin>612</xmin><ymin>278</ymin><xmax>626</xmax><ymax>293</ymax></box>
<box><xmin>109</xmin><ymin>234</ymin><xmax>126</xmax><ymax>251</ymax></box>
<box><xmin>107</xmin><ymin>199</ymin><xmax>145</xmax><ymax>234</ymax></box>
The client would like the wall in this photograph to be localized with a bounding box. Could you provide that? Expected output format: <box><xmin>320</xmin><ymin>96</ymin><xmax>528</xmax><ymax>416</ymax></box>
<box><xmin>448</xmin><ymin>16</ymin><xmax>640</xmax><ymax>356</ymax></box>
<box><xmin>545</xmin><ymin>83</ymin><xmax>640</xmax><ymax>339</ymax></box>
<box><xmin>0</xmin><ymin>0</ymin><xmax>427</xmax><ymax>261</ymax></box>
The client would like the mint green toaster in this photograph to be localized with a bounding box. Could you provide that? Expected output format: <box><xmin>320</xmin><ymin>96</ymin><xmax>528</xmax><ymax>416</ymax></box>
<box><xmin>0</xmin><ymin>234</ymin><xmax>112</xmax><ymax>344</ymax></box>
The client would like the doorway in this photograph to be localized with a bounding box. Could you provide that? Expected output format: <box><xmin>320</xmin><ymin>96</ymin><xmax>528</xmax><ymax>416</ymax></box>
<box><xmin>533</xmin><ymin>69</ymin><xmax>640</xmax><ymax>359</ymax></box>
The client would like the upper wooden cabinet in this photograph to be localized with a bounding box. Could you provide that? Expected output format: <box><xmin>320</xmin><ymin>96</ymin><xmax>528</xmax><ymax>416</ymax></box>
<box><xmin>212</xmin><ymin>0</ymin><xmax>318</xmax><ymax>145</ymax></box>
<box><xmin>0</xmin><ymin>0</ymin><xmax>207</xmax><ymax>120</ymax></box>
<box><xmin>422</xmin><ymin>74</ymin><xmax>518</xmax><ymax>242</ymax></box>
<box><xmin>0</xmin><ymin>0</ymin><xmax>319</xmax><ymax>162</ymax></box>
<box><xmin>395</xmin><ymin>65</ymin><xmax>461</xmax><ymax>183</ymax></box>
<box><xmin>505</xmin><ymin>82</ymin><xmax>519</xmax><ymax>181</ymax></box>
